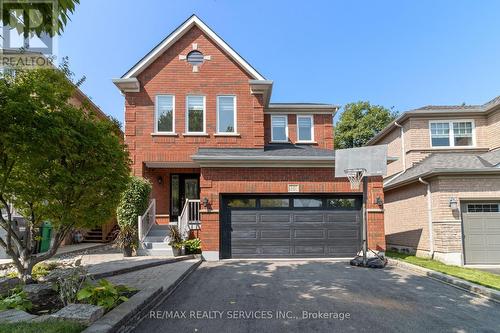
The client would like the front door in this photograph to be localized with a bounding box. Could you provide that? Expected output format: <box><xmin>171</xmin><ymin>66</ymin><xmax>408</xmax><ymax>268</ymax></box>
<box><xmin>170</xmin><ymin>174</ymin><xmax>200</xmax><ymax>221</ymax></box>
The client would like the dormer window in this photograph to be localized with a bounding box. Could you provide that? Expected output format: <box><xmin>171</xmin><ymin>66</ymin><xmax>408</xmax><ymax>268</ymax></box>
<box><xmin>430</xmin><ymin>120</ymin><xmax>474</xmax><ymax>147</ymax></box>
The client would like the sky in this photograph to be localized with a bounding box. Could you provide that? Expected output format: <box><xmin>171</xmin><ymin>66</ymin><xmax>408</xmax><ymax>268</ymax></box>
<box><xmin>58</xmin><ymin>0</ymin><xmax>500</xmax><ymax>125</ymax></box>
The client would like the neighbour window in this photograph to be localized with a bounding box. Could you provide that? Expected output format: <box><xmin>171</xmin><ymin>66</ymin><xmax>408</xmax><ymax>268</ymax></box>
<box><xmin>467</xmin><ymin>203</ymin><xmax>499</xmax><ymax>213</ymax></box>
<box><xmin>271</xmin><ymin>115</ymin><xmax>288</xmax><ymax>142</ymax></box>
<box><xmin>186</xmin><ymin>96</ymin><xmax>205</xmax><ymax>133</ymax></box>
<box><xmin>297</xmin><ymin>115</ymin><xmax>314</xmax><ymax>142</ymax></box>
<box><xmin>217</xmin><ymin>96</ymin><xmax>236</xmax><ymax>133</ymax></box>
<box><xmin>430</xmin><ymin>120</ymin><xmax>474</xmax><ymax>147</ymax></box>
<box><xmin>293</xmin><ymin>198</ymin><xmax>322</xmax><ymax>208</ymax></box>
<box><xmin>155</xmin><ymin>95</ymin><xmax>174</xmax><ymax>133</ymax></box>
<box><xmin>260</xmin><ymin>198</ymin><xmax>290</xmax><ymax>208</ymax></box>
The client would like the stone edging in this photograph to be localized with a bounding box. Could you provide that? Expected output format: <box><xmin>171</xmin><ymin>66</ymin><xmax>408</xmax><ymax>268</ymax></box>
<box><xmin>82</xmin><ymin>258</ymin><xmax>202</xmax><ymax>333</ymax></box>
<box><xmin>388</xmin><ymin>258</ymin><xmax>500</xmax><ymax>303</ymax></box>
<box><xmin>89</xmin><ymin>255</ymin><xmax>196</xmax><ymax>280</ymax></box>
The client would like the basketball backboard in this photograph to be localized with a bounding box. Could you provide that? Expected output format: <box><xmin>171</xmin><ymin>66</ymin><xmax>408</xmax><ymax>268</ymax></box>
<box><xmin>334</xmin><ymin>145</ymin><xmax>388</xmax><ymax>178</ymax></box>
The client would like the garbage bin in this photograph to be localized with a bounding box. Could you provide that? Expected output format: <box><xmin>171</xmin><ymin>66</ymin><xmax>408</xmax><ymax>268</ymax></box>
<box><xmin>39</xmin><ymin>222</ymin><xmax>52</xmax><ymax>253</ymax></box>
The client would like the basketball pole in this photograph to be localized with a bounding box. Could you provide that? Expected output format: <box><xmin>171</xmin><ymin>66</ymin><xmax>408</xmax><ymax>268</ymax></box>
<box><xmin>362</xmin><ymin>175</ymin><xmax>368</xmax><ymax>266</ymax></box>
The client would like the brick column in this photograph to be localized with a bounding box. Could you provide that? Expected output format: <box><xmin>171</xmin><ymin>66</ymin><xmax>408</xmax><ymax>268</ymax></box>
<box><xmin>366</xmin><ymin>176</ymin><xmax>386</xmax><ymax>252</ymax></box>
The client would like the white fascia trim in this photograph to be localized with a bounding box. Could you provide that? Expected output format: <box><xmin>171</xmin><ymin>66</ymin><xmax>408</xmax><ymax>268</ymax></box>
<box><xmin>112</xmin><ymin>78</ymin><xmax>140</xmax><ymax>92</ymax></box>
<box><xmin>122</xmin><ymin>15</ymin><xmax>265</xmax><ymax>80</ymax></box>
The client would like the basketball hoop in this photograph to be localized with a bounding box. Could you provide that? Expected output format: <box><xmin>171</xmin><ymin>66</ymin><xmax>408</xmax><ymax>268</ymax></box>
<box><xmin>344</xmin><ymin>168</ymin><xmax>366</xmax><ymax>190</ymax></box>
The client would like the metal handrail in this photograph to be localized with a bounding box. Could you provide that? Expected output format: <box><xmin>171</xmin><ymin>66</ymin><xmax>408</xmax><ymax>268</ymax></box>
<box><xmin>138</xmin><ymin>199</ymin><xmax>156</xmax><ymax>243</ymax></box>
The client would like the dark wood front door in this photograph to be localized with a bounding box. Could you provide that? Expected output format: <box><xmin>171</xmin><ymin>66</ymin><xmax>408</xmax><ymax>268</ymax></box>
<box><xmin>170</xmin><ymin>174</ymin><xmax>200</xmax><ymax>221</ymax></box>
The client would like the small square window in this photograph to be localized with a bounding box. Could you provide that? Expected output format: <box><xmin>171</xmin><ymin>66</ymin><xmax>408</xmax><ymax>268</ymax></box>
<box><xmin>327</xmin><ymin>198</ymin><xmax>357</xmax><ymax>209</ymax></box>
<box><xmin>227</xmin><ymin>199</ymin><xmax>256</xmax><ymax>208</ymax></box>
<box><xmin>260</xmin><ymin>198</ymin><xmax>290</xmax><ymax>208</ymax></box>
<box><xmin>293</xmin><ymin>198</ymin><xmax>322</xmax><ymax>208</ymax></box>
<box><xmin>271</xmin><ymin>116</ymin><xmax>288</xmax><ymax>142</ymax></box>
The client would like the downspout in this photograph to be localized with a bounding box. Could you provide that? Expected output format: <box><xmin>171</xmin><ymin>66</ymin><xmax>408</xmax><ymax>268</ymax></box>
<box><xmin>394</xmin><ymin>122</ymin><xmax>406</xmax><ymax>171</ymax></box>
<box><xmin>418</xmin><ymin>177</ymin><xmax>434</xmax><ymax>258</ymax></box>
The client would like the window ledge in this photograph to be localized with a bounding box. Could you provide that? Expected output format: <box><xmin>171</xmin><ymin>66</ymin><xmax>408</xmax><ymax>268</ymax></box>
<box><xmin>269</xmin><ymin>140</ymin><xmax>289</xmax><ymax>144</ymax></box>
<box><xmin>296</xmin><ymin>141</ymin><xmax>317</xmax><ymax>144</ymax></box>
<box><xmin>214</xmin><ymin>133</ymin><xmax>241</xmax><ymax>137</ymax></box>
<box><xmin>430</xmin><ymin>146</ymin><xmax>476</xmax><ymax>149</ymax></box>
<box><xmin>151</xmin><ymin>132</ymin><xmax>178</xmax><ymax>137</ymax></box>
<box><xmin>182</xmin><ymin>133</ymin><xmax>210</xmax><ymax>137</ymax></box>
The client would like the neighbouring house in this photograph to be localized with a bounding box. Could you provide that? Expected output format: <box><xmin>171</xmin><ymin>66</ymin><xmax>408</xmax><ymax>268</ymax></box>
<box><xmin>113</xmin><ymin>15</ymin><xmax>386</xmax><ymax>260</ymax></box>
<box><xmin>366</xmin><ymin>97</ymin><xmax>500</xmax><ymax>266</ymax></box>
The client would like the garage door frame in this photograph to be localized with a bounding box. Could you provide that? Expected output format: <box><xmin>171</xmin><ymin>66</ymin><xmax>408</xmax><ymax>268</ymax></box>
<box><xmin>220</xmin><ymin>194</ymin><xmax>363</xmax><ymax>259</ymax></box>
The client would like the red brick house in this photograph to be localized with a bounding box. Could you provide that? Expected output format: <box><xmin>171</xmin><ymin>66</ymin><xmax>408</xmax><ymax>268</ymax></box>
<box><xmin>113</xmin><ymin>15</ymin><xmax>385</xmax><ymax>260</ymax></box>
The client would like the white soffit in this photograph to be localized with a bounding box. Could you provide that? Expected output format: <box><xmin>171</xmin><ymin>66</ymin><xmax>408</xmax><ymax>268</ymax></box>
<box><xmin>122</xmin><ymin>15</ymin><xmax>265</xmax><ymax>81</ymax></box>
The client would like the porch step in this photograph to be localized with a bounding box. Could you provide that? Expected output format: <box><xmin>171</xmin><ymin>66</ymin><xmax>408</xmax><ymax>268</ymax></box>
<box><xmin>143</xmin><ymin>241</ymin><xmax>171</xmax><ymax>250</ymax></box>
<box><xmin>137</xmin><ymin>248</ymin><xmax>174</xmax><ymax>256</ymax></box>
<box><xmin>144</xmin><ymin>236</ymin><xmax>167</xmax><ymax>242</ymax></box>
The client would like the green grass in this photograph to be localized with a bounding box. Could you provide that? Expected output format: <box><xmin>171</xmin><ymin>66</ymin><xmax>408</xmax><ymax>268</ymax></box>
<box><xmin>0</xmin><ymin>319</ymin><xmax>85</xmax><ymax>333</ymax></box>
<box><xmin>387</xmin><ymin>251</ymin><xmax>500</xmax><ymax>291</ymax></box>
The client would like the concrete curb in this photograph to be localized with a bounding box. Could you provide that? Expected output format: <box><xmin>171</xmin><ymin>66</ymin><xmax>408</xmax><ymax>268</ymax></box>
<box><xmin>53</xmin><ymin>243</ymin><xmax>109</xmax><ymax>258</ymax></box>
<box><xmin>82</xmin><ymin>258</ymin><xmax>202</xmax><ymax>333</ymax></box>
<box><xmin>388</xmin><ymin>258</ymin><xmax>500</xmax><ymax>303</ymax></box>
<box><xmin>89</xmin><ymin>255</ymin><xmax>195</xmax><ymax>280</ymax></box>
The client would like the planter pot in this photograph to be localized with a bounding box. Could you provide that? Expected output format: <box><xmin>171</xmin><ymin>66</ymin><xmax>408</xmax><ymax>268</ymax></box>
<box><xmin>172</xmin><ymin>246</ymin><xmax>185</xmax><ymax>257</ymax></box>
<box><xmin>123</xmin><ymin>246</ymin><xmax>133</xmax><ymax>257</ymax></box>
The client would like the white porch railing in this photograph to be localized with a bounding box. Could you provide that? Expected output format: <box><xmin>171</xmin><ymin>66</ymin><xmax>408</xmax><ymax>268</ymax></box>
<box><xmin>138</xmin><ymin>199</ymin><xmax>156</xmax><ymax>243</ymax></box>
<box><xmin>178</xmin><ymin>199</ymin><xmax>200</xmax><ymax>239</ymax></box>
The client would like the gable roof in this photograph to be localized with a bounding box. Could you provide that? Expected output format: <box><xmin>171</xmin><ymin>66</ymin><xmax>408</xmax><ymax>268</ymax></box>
<box><xmin>384</xmin><ymin>151</ymin><xmax>500</xmax><ymax>190</ymax></box>
<box><xmin>121</xmin><ymin>15</ymin><xmax>265</xmax><ymax>81</ymax></box>
<box><xmin>366</xmin><ymin>96</ymin><xmax>500</xmax><ymax>145</ymax></box>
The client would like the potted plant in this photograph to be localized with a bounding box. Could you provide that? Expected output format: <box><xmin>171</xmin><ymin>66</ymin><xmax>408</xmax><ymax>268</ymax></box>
<box><xmin>116</xmin><ymin>176</ymin><xmax>152</xmax><ymax>257</ymax></box>
<box><xmin>115</xmin><ymin>225</ymin><xmax>137</xmax><ymax>257</ymax></box>
<box><xmin>168</xmin><ymin>225</ymin><xmax>185</xmax><ymax>256</ymax></box>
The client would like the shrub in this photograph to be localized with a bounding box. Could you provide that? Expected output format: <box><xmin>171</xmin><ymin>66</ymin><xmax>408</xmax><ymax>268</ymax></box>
<box><xmin>77</xmin><ymin>279</ymin><xmax>135</xmax><ymax>311</ymax></box>
<box><xmin>184</xmin><ymin>238</ymin><xmax>201</xmax><ymax>254</ymax></box>
<box><xmin>116</xmin><ymin>176</ymin><xmax>152</xmax><ymax>228</ymax></box>
<box><xmin>53</xmin><ymin>265</ymin><xmax>88</xmax><ymax>306</ymax></box>
<box><xmin>0</xmin><ymin>287</ymin><xmax>32</xmax><ymax>311</ymax></box>
<box><xmin>32</xmin><ymin>262</ymin><xmax>59</xmax><ymax>280</ymax></box>
<box><xmin>168</xmin><ymin>225</ymin><xmax>183</xmax><ymax>249</ymax></box>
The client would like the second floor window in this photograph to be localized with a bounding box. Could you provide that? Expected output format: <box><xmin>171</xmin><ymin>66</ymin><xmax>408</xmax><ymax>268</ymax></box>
<box><xmin>430</xmin><ymin>120</ymin><xmax>474</xmax><ymax>147</ymax></box>
<box><xmin>155</xmin><ymin>95</ymin><xmax>174</xmax><ymax>133</ymax></box>
<box><xmin>186</xmin><ymin>96</ymin><xmax>205</xmax><ymax>133</ymax></box>
<box><xmin>297</xmin><ymin>115</ymin><xmax>314</xmax><ymax>142</ymax></box>
<box><xmin>217</xmin><ymin>96</ymin><xmax>236</xmax><ymax>133</ymax></box>
<box><xmin>271</xmin><ymin>115</ymin><xmax>288</xmax><ymax>142</ymax></box>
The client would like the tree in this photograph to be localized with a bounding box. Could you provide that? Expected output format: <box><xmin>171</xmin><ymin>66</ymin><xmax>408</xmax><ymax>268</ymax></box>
<box><xmin>334</xmin><ymin>101</ymin><xmax>397</xmax><ymax>149</ymax></box>
<box><xmin>1</xmin><ymin>0</ymin><xmax>80</xmax><ymax>38</ymax></box>
<box><xmin>0</xmin><ymin>65</ymin><xmax>130</xmax><ymax>282</ymax></box>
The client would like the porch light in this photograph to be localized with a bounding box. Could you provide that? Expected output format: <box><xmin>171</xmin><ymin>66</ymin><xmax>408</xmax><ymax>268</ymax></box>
<box><xmin>202</xmin><ymin>197</ymin><xmax>209</xmax><ymax>208</ymax></box>
<box><xmin>449</xmin><ymin>197</ymin><xmax>459</xmax><ymax>210</ymax></box>
<box><xmin>376</xmin><ymin>196</ymin><xmax>384</xmax><ymax>206</ymax></box>
<box><xmin>157</xmin><ymin>176</ymin><xmax>163</xmax><ymax>185</ymax></box>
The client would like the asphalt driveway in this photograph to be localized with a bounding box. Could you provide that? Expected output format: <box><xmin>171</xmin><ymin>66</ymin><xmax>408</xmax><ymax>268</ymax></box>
<box><xmin>132</xmin><ymin>261</ymin><xmax>500</xmax><ymax>333</ymax></box>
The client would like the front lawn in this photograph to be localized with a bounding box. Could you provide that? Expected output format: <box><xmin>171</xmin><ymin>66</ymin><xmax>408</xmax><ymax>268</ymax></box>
<box><xmin>0</xmin><ymin>319</ymin><xmax>85</xmax><ymax>333</ymax></box>
<box><xmin>386</xmin><ymin>251</ymin><xmax>500</xmax><ymax>291</ymax></box>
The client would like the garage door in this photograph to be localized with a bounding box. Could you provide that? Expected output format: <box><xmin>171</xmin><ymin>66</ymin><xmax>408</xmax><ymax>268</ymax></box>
<box><xmin>220</xmin><ymin>195</ymin><xmax>362</xmax><ymax>259</ymax></box>
<box><xmin>462</xmin><ymin>202</ymin><xmax>500</xmax><ymax>264</ymax></box>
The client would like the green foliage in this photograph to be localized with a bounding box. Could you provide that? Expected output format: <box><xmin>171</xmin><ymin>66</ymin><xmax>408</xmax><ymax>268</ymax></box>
<box><xmin>387</xmin><ymin>251</ymin><xmax>500</xmax><ymax>291</ymax></box>
<box><xmin>53</xmin><ymin>265</ymin><xmax>87</xmax><ymax>306</ymax></box>
<box><xmin>1</xmin><ymin>0</ymin><xmax>80</xmax><ymax>38</ymax></box>
<box><xmin>0</xmin><ymin>64</ymin><xmax>130</xmax><ymax>280</ymax></box>
<box><xmin>334</xmin><ymin>101</ymin><xmax>397</xmax><ymax>149</ymax></box>
<box><xmin>0</xmin><ymin>287</ymin><xmax>32</xmax><ymax>311</ymax></box>
<box><xmin>77</xmin><ymin>279</ymin><xmax>135</xmax><ymax>311</ymax></box>
<box><xmin>168</xmin><ymin>225</ymin><xmax>183</xmax><ymax>249</ymax></box>
<box><xmin>32</xmin><ymin>262</ymin><xmax>58</xmax><ymax>280</ymax></box>
<box><xmin>115</xmin><ymin>224</ymin><xmax>138</xmax><ymax>251</ymax></box>
<box><xmin>184</xmin><ymin>238</ymin><xmax>201</xmax><ymax>254</ymax></box>
<box><xmin>0</xmin><ymin>319</ymin><xmax>85</xmax><ymax>333</ymax></box>
<box><xmin>116</xmin><ymin>176</ymin><xmax>152</xmax><ymax>228</ymax></box>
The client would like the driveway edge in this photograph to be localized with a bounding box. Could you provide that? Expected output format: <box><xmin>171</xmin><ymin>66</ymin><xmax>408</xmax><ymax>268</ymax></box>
<box><xmin>388</xmin><ymin>258</ymin><xmax>500</xmax><ymax>303</ymax></box>
<box><xmin>82</xmin><ymin>258</ymin><xmax>202</xmax><ymax>333</ymax></box>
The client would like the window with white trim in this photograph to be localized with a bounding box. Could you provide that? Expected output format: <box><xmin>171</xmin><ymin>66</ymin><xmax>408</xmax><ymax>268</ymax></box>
<box><xmin>217</xmin><ymin>96</ymin><xmax>236</xmax><ymax>133</ymax></box>
<box><xmin>155</xmin><ymin>95</ymin><xmax>174</xmax><ymax>133</ymax></box>
<box><xmin>297</xmin><ymin>115</ymin><xmax>314</xmax><ymax>142</ymax></box>
<box><xmin>430</xmin><ymin>120</ymin><xmax>474</xmax><ymax>147</ymax></box>
<box><xmin>271</xmin><ymin>115</ymin><xmax>288</xmax><ymax>142</ymax></box>
<box><xmin>186</xmin><ymin>96</ymin><xmax>205</xmax><ymax>133</ymax></box>
<box><xmin>467</xmin><ymin>203</ymin><xmax>499</xmax><ymax>213</ymax></box>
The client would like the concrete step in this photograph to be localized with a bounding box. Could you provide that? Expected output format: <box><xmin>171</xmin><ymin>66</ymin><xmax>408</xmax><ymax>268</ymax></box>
<box><xmin>150</xmin><ymin>224</ymin><xmax>170</xmax><ymax>230</ymax></box>
<box><xmin>137</xmin><ymin>248</ymin><xmax>174</xmax><ymax>256</ymax></box>
<box><xmin>144</xmin><ymin>236</ymin><xmax>166</xmax><ymax>242</ymax></box>
<box><xmin>143</xmin><ymin>242</ymin><xmax>171</xmax><ymax>250</ymax></box>
<box><xmin>147</xmin><ymin>230</ymin><xmax>169</xmax><ymax>237</ymax></box>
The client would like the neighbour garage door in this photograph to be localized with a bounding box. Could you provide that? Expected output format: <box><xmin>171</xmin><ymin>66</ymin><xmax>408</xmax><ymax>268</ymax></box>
<box><xmin>462</xmin><ymin>202</ymin><xmax>500</xmax><ymax>264</ymax></box>
<box><xmin>220</xmin><ymin>195</ymin><xmax>362</xmax><ymax>259</ymax></box>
